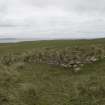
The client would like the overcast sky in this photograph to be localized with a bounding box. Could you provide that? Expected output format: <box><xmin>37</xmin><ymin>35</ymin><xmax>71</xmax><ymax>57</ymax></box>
<box><xmin>0</xmin><ymin>0</ymin><xmax>105</xmax><ymax>39</ymax></box>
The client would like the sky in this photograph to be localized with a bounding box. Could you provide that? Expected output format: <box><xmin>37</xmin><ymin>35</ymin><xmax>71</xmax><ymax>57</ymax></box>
<box><xmin>0</xmin><ymin>0</ymin><xmax>105</xmax><ymax>39</ymax></box>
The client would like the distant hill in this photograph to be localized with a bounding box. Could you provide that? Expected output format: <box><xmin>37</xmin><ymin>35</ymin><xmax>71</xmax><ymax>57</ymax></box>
<box><xmin>0</xmin><ymin>38</ymin><xmax>16</xmax><ymax>40</ymax></box>
<box><xmin>0</xmin><ymin>38</ymin><xmax>18</xmax><ymax>43</ymax></box>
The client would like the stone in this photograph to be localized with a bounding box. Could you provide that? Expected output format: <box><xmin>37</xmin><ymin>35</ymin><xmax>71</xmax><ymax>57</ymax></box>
<box><xmin>73</xmin><ymin>64</ymin><xmax>78</xmax><ymax>68</ymax></box>
<box><xmin>74</xmin><ymin>67</ymin><xmax>81</xmax><ymax>72</ymax></box>
<box><xmin>61</xmin><ymin>64</ymin><xmax>68</xmax><ymax>68</ymax></box>
<box><xmin>90</xmin><ymin>56</ymin><xmax>97</xmax><ymax>62</ymax></box>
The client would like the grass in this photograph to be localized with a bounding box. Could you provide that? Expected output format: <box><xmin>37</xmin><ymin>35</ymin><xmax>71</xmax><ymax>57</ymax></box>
<box><xmin>0</xmin><ymin>39</ymin><xmax>105</xmax><ymax>105</ymax></box>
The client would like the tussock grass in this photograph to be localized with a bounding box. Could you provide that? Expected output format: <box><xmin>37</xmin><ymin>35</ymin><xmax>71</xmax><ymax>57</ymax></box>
<box><xmin>0</xmin><ymin>39</ymin><xmax>105</xmax><ymax>105</ymax></box>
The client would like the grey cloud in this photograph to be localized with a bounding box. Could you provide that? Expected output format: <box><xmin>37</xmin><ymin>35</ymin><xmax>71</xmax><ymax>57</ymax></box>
<box><xmin>0</xmin><ymin>0</ymin><xmax>105</xmax><ymax>38</ymax></box>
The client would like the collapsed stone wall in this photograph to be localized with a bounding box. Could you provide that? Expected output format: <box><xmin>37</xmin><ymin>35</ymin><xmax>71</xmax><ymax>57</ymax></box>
<box><xmin>0</xmin><ymin>46</ymin><xmax>105</xmax><ymax>72</ymax></box>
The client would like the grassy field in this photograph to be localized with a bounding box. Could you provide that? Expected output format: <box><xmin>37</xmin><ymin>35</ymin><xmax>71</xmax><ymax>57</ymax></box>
<box><xmin>0</xmin><ymin>39</ymin><xmax>105</xmax><ymax>105</ymax></box>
